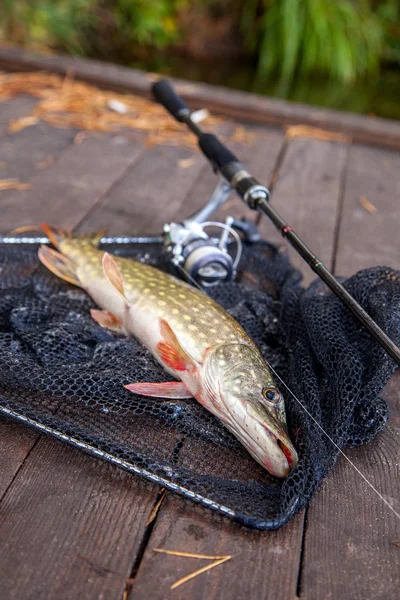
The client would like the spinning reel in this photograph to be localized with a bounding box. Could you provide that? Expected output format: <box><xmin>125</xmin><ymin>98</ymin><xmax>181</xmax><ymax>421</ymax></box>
<box><xmin>163</xmin><ymin>180</ymin><xmax>260</xmax><ymax>287</ymax></box>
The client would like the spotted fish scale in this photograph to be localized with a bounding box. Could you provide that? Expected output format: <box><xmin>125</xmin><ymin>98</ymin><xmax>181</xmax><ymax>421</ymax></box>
<box><xmin>38</xmin><ymin>224</ymin><xmax>298</xmax><ymax>477</ymax></box>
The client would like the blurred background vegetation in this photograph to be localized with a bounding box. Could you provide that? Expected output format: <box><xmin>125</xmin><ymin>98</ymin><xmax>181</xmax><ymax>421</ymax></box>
<box><xmin>0</xmin><ymin>0</ymin><xmax>399</xmax><ymax>118</ymax></box>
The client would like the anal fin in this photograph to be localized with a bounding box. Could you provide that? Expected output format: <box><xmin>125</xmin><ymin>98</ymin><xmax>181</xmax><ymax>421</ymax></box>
<box><xmin>90</xmin><ymin>309</ymin><xmax>123</xmax><ymax>332</ymax></box>
<box><xmin>124</xmin><ymin>381</ymin><xmax>193</xmax><ymax>399</ymax></box>
<box><xmin>38</xmin><ymin>245</ymin><xmax>81</xmax><ymax>287</ymax></box>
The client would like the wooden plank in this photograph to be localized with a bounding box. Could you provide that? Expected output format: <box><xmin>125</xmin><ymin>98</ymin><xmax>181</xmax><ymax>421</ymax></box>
<box><xmin>0</xmin><ymin>120</ymin><xmax>79</xmax><ymax>503</ymax></box>
<box><xmin>300</xmin><ymin>375</ymin><xmax>400</xmax><ymax>600</ymax></box>
<box><xmin>300</xmin><ymin>143</ymin><xmax>400</xmax><ymax>599</ymax></box>
<box><xmin>335</xmin><ymin>143</ymin><xmax>400</xmax><ymax>276</ymax></box>
<box><xmin>0</xmin><ymin>437</ymin><xmax>158</xmax><ymax>600</ymax></box>
<box><xmin>0</xmin><ymin>122</ymin><xmax>76</xmax><ymax>182</ymax></box>
<box><xmin>0</xmin><ymin>136</ymin><xmax>213</xmax><ymax>599</ymax></box>
<box><xmin>0</xmin><ymin>132</ymin><xmax>145</xmax><ymax>232</ymax></box>
<box><xmin>75</xmin><ymin>122</ymin><xmax>283</xmax><ymax>236</ymax></box>
<box><xmin>130</xmin><ymin>130</ymin><xmax>324</xmax><ymax>600</ymax></box>
<box><xmin>132</xmin><ymin>497</ymin><xmax>304</xmax><ymax>600</ymax></box>
<box><xmin>0</xmin><ymin>96</ymin><xmax>38</xmax><ymax>137</ymax></box>
<box><xmin>76</xmin><ymin>143</ymin><xmax>205</xmax><ymax>235</ymax></box>
<box><xmin>0</xmin><ymin>420</ymin><xmax>38</xmax><ymax>498</ymax></box>
<box><xmin>259</xmin><ymin>137</ymin><xmax>348</xmax><ymax>286</ymax></box>
<box><xmin>1</xmin><ymin>47</ymin><xmax>400</xmax><ymax>150</ymax></box>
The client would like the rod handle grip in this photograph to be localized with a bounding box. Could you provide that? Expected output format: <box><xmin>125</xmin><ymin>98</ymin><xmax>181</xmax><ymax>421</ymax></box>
<box><xmin>198</xmin><ymin>133</ymin><xmax>239</xmax><ymax>169</ymax></box>
<box><xmin>152</xmin><ymin>79</ymin><xmax>190</xmax><ymax>122</ymax></box>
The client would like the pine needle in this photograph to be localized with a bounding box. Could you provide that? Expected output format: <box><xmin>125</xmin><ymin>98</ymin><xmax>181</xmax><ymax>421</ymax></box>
<box><xmin>146</xmin><ymin>489</ymin><xmax>166</xmax><ymax>526</ymax></box>
<box><xmin>178</xmin><ymin>157</ymin><xmax>197</xmax><ymax>168</ymax></box>
<box><xmin>170</xmin><ymin>557</ymin><xmax>231</xmax><ymax>590</ymax></box>
<box><xmin>0</xmin><ymin>178</ymin><xmax>32</xmax><ymax>190</ymax></box>
<box><xmin>0</xmin><ymin>71</ymin><xmax>251</xmax><ymax>150</ymax></box>
<box><xmin>153</xmin><ymin>549</ymin><xmax>229</xmax><ymax>559</ymax></box>
<box><xmin>285</xmin><ymin>125</ymin><xmax>350</xmax><ymax>143</ymax></box>
<box><xmin>153</xmin><ymin>548</ymin><xmax>232</xmax><ymax>590</ymax></box>
<box><xmin>36</xmin><ymin>156</ymin><xmax>54</xmax><ymax>169</ymax></box>
<box><xmin>359</xmin><ymin>195</ymin><xmax>377</xmax><ymax>214</ymax></box>
<box><xmin>9</xmin><ymin>225</ymin><xmax>42</xmax><ymax>234</ymax></box>
<box><xmin>8</xmin><ymin>116</ymin><xmax>39</xmax><ymax>133</ymax></box>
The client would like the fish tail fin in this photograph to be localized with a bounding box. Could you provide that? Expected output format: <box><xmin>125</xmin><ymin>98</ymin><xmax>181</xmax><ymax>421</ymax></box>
<box><xmin>40</xmin><ymin>223</ymin><xmax>69</xmax><ymax>249</ymax></box>
<box><xmin>38</xmin><ymin>245</ymin><xmax>81</xmax><ymax>287</ymax></box>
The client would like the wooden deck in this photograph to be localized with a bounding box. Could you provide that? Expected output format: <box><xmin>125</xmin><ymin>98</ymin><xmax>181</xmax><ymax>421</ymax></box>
<box><xmin>0</xmin><ymin>59</ymin><xmax>399</xmax><ymax>600</ymax></box>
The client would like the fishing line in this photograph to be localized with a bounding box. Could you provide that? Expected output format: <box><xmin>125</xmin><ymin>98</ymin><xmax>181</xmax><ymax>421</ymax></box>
<box><xmin>176</xmin><ymin>256</ymin><xmax>399</xmax><ymax>520</ymax></box>
<box><xmin>175</xmin><ymin>262</ymin><xmax>206</xmax><ymax>294</ymax></box>
<box><xmin>268</xmin><ymin>363</ymin><xmax>400</xmax><ymax>521</ymax></box>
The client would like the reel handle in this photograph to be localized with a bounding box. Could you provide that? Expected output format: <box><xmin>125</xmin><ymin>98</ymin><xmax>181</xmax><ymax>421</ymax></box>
<box><xmin>152</xmin><ymin>79</ymin><xmax>190</xmax><ymax>122</ymax></box>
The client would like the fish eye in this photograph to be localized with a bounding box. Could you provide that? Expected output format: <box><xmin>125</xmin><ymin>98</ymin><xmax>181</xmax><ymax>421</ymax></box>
<box><xmin>262</xmin><ymin>387</ymin><xmax>280</xmax><ymax>402</ymax></box>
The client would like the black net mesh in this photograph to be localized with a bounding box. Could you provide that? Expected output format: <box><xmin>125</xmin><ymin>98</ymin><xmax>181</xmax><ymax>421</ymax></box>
<box><xmin>0</xmin><ymin>240</ymin><xmax>398</xmax><ymax>529</ymax></box>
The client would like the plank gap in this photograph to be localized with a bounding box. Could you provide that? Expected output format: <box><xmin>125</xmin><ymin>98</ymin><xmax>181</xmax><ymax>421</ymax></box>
<box><xmin>255</xmin><ymin>136</ymin><xmax>289</xmax><ymax>227</ymax></box>
<box><xmin>123</xmin><ymin>486</ymin><xmax>168</xmax><ymax>597</ymax></box>
<box><xmin>331</xmin><ymin>143</ymin><xmax>351</xmax><ymax>275</ymax></box>
<box><xmin>295</xmin><ymin>509</ymin><xmax>309</xmax><ymax>598</ymax></box>
<box><xmin>123</xmin><ymin>433</ymin><xmax>186</xmax><ymax>597</ymax></box>
<box><xmin>0</xmin><ymin>432</ymin><xmax>40</xmax><ymax>504</ymax></box>
<box><xmin>72</xmin><ymin>144</ymin><xmax>148</xmax><ymax>233</ymax></box>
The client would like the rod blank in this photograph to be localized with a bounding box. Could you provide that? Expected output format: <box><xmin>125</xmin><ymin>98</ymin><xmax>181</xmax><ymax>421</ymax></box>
<box><xmin>152</xmin><ymin>79</ymin><xmax>400</xmax><ymax>367</ymax></box>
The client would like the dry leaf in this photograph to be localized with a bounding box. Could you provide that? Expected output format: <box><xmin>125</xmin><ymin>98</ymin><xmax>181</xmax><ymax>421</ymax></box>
<box><xmin>0</xmin><ymin>178</ymin><xmax>32</xmax><ymax>190</ymax></box>
<box><xmin>285</xmin><ymin>125</ymin><xmax>350</xmax><ymax>143</ymax></box>
<box><xmin>359</xmin><ymin>195</ymin><xmax>377</xmax><ymax>214</ymax></box>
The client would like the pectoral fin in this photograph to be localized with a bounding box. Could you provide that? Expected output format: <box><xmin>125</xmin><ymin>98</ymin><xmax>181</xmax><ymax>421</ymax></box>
<box><xmin>124</xmin><ymin>381</ymin><xmax>193</xmax><ymax>399</ymax></box>
<box><xmin>90</xmin><ymin>309</ymin><xmax>123</xmax><ymax>332</ymax></box>
<box><xmin>38</xmin><ymin>245</ymin><xmax>81</xmax><ymax>287</ymax></box>
<box><xmin>157</xmin><ymin>319</ymin><xmax>195</xmax><ymax>372</ymax></box>
<box><xmin>102</xmin><ymin>252</ymin><xmax>128</xmax><ymax>302</ymax></box>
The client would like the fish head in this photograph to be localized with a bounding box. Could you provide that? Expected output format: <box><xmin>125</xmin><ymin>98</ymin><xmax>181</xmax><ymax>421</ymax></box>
<box><xmin>205</xmin><ymin>342</ymin><xmax>298</xmax><ymax>477</ymax></box>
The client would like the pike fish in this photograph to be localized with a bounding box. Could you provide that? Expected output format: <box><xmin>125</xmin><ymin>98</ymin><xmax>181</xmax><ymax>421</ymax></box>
<box><xmin>38</xmin><ymin>224</ymin><xmax>298</xmax><ymax>477</ymax></box>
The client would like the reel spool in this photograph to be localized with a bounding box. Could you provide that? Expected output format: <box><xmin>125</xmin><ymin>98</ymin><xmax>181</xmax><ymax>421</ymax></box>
<box><xmin>164</xmin><ymin>218</ymin><xmax>243</xmax><ymax>287</ymax></box>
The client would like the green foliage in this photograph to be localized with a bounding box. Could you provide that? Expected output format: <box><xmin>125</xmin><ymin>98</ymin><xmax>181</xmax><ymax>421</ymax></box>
<box><xmin>101</xmin><ymin>0</ymin><xmax>187</xmax><ymax>48</ymax></box>
<box><xmin>0</xmin><ymin>0</ymin><xmax>398</xmax><ymax>85</ymax></box>
<box><xmin>375</xmin><ymin>0</ymin><xmax>400</xmax><ymax>63</ymax></box>
<box><xmin>241</xmin><ymin>0</ymin><xmax>386</xmax><ymax>85</ymax></box>
<box><xmin>0</xmin><ymin>0</ymin><xmax>187</xmax><ymax>54</ymax></box>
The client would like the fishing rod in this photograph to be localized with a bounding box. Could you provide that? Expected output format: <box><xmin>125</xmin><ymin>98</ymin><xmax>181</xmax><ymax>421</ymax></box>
<box><xmin>152</xmin><ymin>79</ymin><xmax>400</xmax><ymax>367</ymax></box>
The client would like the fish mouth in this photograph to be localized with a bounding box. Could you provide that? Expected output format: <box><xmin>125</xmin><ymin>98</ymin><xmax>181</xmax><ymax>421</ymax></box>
<box><xmin>229</xmin><ymin>414</ymin><xmax>298</xmax><ymax>478</ymax></box>
<box><xmin>257</xmin><ymin>423</ymin><xmax>298</xmax><ymax>478</ymax></box>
